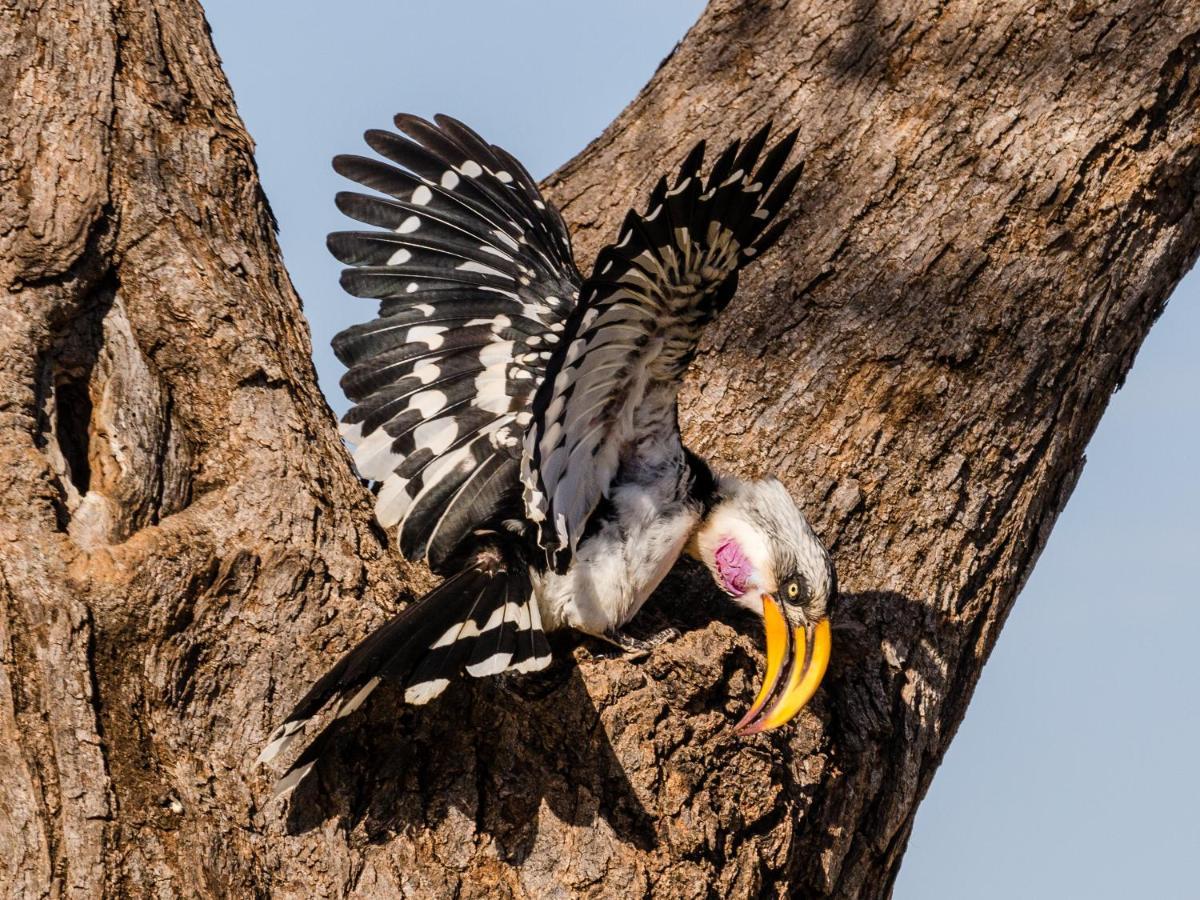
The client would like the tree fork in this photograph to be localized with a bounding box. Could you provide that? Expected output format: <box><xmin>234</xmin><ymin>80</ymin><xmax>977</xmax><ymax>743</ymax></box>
<box><xmin>1</xmin><ymin>0</ymin><xmax>1198</xmax><ymax>897</ymax></box>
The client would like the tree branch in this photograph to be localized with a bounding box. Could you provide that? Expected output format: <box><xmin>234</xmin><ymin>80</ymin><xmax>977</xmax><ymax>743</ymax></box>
<box><xmin>1</xmin><ymin>0</ymin><xmax>1198</xmax><ymax>896</ymax></box>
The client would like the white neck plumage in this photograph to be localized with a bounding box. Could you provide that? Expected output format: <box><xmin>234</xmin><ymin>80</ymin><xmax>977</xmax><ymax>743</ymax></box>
<box><xmin>688</xmin><ymin>480</ymin><xmax>777</xmax><ymax>610</ymax></box>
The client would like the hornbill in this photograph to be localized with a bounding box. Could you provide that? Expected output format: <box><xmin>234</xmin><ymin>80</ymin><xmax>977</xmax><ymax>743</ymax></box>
<box><xmin>258</xmin><ymin>114</ymin><xmax>836</xmax><ymax>799</ymax></box>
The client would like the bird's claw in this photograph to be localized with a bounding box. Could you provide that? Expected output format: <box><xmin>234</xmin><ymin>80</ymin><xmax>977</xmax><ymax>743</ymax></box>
<box><xmin>599</xmin><ymin>626</ymin><xmax>681</xmax><ymax>659</ymax></box>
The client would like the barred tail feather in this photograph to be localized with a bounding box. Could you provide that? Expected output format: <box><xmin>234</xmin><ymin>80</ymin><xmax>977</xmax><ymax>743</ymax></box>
<box><xmin>256</xmin><ymin>568</ymin><xmax>481</xmax><ymax>768</ymax></box>
<box><xmin>256</xmin><ymin>539</ymin><xmax>552</xmax><ymax>802</ymax></box>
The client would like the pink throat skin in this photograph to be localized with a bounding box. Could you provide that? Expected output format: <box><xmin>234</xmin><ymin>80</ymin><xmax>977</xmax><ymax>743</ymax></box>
<box><xmin>714</xmin><ymin>537</ymin><xmax>754</xmax><ymax>597</ymax></box>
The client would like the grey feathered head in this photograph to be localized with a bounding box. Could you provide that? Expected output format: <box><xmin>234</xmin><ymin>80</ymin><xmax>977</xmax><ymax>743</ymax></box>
<box><xmin>693</xmin><ymin>476</ymin><xmax>836</xmax><ymax>734</ymax></box>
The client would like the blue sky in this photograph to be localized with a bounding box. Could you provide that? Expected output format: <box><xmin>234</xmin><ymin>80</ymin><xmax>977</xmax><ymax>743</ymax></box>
<box><xmin>202</xmin><ymin>3</ymin><xmax>1199</xmax><ymax>895</ymax></box>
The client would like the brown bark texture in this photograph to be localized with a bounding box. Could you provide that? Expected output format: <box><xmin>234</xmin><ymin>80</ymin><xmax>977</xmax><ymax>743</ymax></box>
<box><xmin>1</xmin><ymin>0</ymin><xmax>1198</xmax><ymax>897</ymax></box>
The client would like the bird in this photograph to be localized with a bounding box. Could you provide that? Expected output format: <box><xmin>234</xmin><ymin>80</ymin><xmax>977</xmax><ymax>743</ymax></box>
<box><xmin>257</xmin><ymin>113</ymin><xmax>836</xmax><ymax>800</ymax></box>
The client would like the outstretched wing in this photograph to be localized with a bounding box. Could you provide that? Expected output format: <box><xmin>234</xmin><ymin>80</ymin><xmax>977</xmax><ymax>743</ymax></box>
<box><xmin>521</xmin><ymin>125</ymin><xmax>803</xmax><ymax>569</ymax></box>
<box><xmin>331</xmin><ymin>114</ymin><xmax>582</xmax><ymax>570</ymax></box>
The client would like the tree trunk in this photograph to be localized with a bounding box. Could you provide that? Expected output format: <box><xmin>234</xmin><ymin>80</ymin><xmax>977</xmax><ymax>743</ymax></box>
<box><xmin>2</xmin><ymin>0</ymin><xmax>1197</xmax><ymax>896</ymax></box>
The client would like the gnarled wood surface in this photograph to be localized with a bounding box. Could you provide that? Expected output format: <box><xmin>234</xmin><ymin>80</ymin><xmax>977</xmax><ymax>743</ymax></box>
<box><xmin>1</xmin><ymin>0</ymin><xmax>1197</xmax><ymax>897</ymax></box>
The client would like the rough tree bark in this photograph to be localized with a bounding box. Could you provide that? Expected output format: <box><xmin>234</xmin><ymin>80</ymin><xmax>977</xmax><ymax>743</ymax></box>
<box><xmin>1</xmin><ymin>0</ymin><xmax>1197</xmax><ymax>896</ymax></box>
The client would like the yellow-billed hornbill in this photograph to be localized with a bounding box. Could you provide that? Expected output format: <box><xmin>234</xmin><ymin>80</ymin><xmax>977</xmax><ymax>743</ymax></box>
<box><xmin>258</xmin><ymin>115</ymin><xmax>835</xmax><ymax>798</ymax></box>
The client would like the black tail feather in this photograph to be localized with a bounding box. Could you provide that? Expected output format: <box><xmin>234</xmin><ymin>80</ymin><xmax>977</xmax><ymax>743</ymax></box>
<box><xmin>256</xmin><ymin>538</ymin><xmax>552</xmax><ymax>801</ymax></box>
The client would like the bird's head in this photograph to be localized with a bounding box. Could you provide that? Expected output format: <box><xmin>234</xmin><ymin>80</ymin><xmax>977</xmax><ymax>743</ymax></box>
<box><xmin>691</xmin><ymin>477</ymin><xmax>835</xmax><ymax>734</ymax></box>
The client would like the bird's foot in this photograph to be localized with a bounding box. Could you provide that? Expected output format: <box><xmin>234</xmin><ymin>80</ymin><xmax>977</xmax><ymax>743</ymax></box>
<box><xmin>598</xmin><ymin>626</ymin><xmax>681</xmax><ymax>659</ymax></box>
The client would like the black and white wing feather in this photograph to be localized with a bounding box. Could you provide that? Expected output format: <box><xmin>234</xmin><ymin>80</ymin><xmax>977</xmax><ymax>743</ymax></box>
<box><xmin>522</xmin><ymin>125</ymin><xmax>802</xmax><ymax>569</ymax></box>
<box><xmin>331</xmin><ymin>114</ymin><xmax>581</xmax><ymax>570</ymax></box>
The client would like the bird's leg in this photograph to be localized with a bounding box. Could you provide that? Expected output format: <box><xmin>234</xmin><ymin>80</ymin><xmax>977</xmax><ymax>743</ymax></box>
<box><xmin>598</xmin><ymin>626</ymin><xmax>681</xmax><ymax>659</ymax></box>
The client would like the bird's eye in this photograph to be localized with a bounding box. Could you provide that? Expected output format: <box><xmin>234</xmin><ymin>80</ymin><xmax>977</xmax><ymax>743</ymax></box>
<box><xmin>781</xmin><ymin>576</ymin><xmax>809</xmax><ymax>605</ymax></box>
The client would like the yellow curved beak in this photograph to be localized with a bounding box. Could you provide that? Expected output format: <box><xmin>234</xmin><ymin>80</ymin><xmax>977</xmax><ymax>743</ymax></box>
<box><xmin>735</xmin><ymin>595</ymin><xmax>831</xmax><ymax>734</ymax></box>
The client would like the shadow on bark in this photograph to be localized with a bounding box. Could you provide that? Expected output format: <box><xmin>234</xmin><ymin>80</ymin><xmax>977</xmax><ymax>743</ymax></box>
<box><xmin>278</xmin><ymin>562</ymin><xmax>752</xmax><ymax>855</ymax></box>
<box><xmin>282</xmin><ymin>653</ymin><xmax>659</xmax><ymax>858</ymax></box>
<box><xmin>278</xmin><ymin>567</ymin><xmax>937</xmax><ymax>874</ymax></box>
